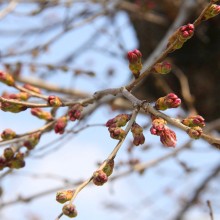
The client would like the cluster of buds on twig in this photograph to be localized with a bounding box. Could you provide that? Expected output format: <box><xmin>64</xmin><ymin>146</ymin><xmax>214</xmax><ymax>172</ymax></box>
<box><xmin>203</xmin><ymin>4</ymin><xmax>220</xmax><ymax>20</ymax></box>
<box><xmin>31</xmin><ymin>108</ymin><xmax>53</xmax><ymax>121</ymax></box>
<box><xmin>68</xmin><ymin>104</ymin><xmax>83</xmax><ymax>121</ymax></box>
<box><xmin>168</xmin><ymin>24</ymin><xmax>194</xmax><ymax>51</ymax></box>
<box><xmin>127</xmin><ymin>49</ymin><xmax>142</xmax><ymax>79</ymax></box>
<box><xmin>0</xmin><ymin>70</ymin><xmax>15</xmax><ymax>86</ymax></box>
<box><xmin>1</xmin><ymin>129</ymin><xmax>16</xmax><ymax>140</ymax></box>
<box><xmin>0</xmin><ymin>102</ymin><xmax>27</xmax><ymax>113</ymax></box>
<box><xmin>131</xmin><ymin>122</ymin><xmax>145</xmax><ymax>146</ymax></box>
<box><xmin>0</xmin><ymin>149</ymin><xmax>25</xmax><ymax>170</ymax></box>
<box><xmin>150</xmin><ymin>116</ymin><xmax>177</xmax><ymax>147</ymax></box>
<box><xmin>23</xmin><ymin>132</ymin><xmax>41</xmax><ymax>150</ymax></box>
<box><xmin>106</xmin><ymin>114</ymin><xmax>131</xmax><ymax>140</ymax></box>
<box><xmin>47</xmin><ymin>95</ymin><xmax>62</xmax><ymax>107</ymax></box>
<box><xmin>182</xmin><ymin>115</ymin><xmax>205</xmax><ymax>139</ymax></box>
<box><xmin>54</xmin><ymin>117</ymin><xmax>67</xmax><ymax>134</ymax></box>
<box><xmin>154</xmin><ymin>61</ymin><xmax>172</xmax><ymax>74</ymax></box>
<box><xmin>155</xmin><ymin>93</ymin><xmax>181</xmax><ymax>111</ymax></box>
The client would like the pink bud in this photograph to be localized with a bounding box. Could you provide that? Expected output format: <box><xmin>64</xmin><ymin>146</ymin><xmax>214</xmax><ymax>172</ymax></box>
<box><xmin>54</xmin><ymin>117</ymin><xmax>67</xmax><ymax>134</ymax></box>
<box><xmin>68</xmin><ymin>104</ymin><xmax>83</xmax><ymax>121</ymax></box>
<box><xmin>160</xmin><ymin>127</ymin><xmax>177</xmax><ymax>147</ymax></box>
<box><xmin>47</xmin><ymin>95</ymin><xmax>62</xmax><ymax>107</ymax></box>
<box><xmin>93</xmin><ymin>170</ymin><xmax>108</xmax><ymax>186</ymax></box>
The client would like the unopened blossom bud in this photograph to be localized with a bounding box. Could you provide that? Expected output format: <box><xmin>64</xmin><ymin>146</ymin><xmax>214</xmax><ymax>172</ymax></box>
<box><xmin>168</xmin><ymin>24</ymin><xmax>194</xmax><ymax>50</ymax></box>
<box><xmin>155</xmin><ymin>93</ymin><xmax>181</xmax><ymax>110</ymax></box>
<box><xmin>108</xmin><ymin>126</ymin><xmax>126</xmax><ymax>140</ymax></box>
<box><xmin>68</xmin><ymin>104</ymin><xmax>83</xmax><ymax>121</ymax></box>
<box><xmin>106</xmin><ymin>114</ymin><xmax>131</xmax><ymax>128</ymax></box>
<box><xmin>23</xmin><ymin>84</ymin><xmax>41</xmax><ymax>94</ymax></box>
<box><xmin>3</xmin><ymin>148</ymin><xmax>14</xmax><ymax>160</ymax></box>
<box><xmin>23</xmin><ymin>132</ymin><xmax>41</xmax><ymax>150</ymax></box>
<box><xmin>7</xmin><ymin>158</ymin><xmax>25</xmax><ymax>169</ymax></box>
<box><xmin>47</xmin><ymin>95</ymin><xmax>62</xmax><ymax>107</ymax></box>
<box><xmin>160</xmin><ymin>127</ymin><xmax>177</xmax><ymax>147</ymax></box>
<box><xmin>62</xmin><ymin>204</ymin><xmax>78</xmax><ymax>218</ymax></box>
<box><xmin>9</xmin><ymin>92</ymin><xmax>29</xmax><ymax>101</ymax></box>
<box><xmin>154</xmin><ymin>61</ymin><xmax>172</xmax><ymax>74</ymax></box>
<box><xmin>0</xmin><ymin>102</ymin><xmax>27</xmax><ymax>113</ymax></box>
<box><xmin>0</xmin><ymin>156</ymin><xmax>6</xmax><ymax>170</ymax></box>
<box><xmin>127</xmin><ymin>49</ymin><xmax>142</xmax><ymax>79</ymax></box>
<box><xmin>93</xmin><ymin>170</ymin><xmax>108</xmax><ymax>186</ymax></box>
<box><xmin>1</xmin><ymin>129</ymin><xmax>16</xmax><ymax>140</ymax></box>
<box><xmin>31</xmin><ymin>108</ymin><xmax>53</xmax><ymax>120</ymax></box>
<box><xmin>103</xmin><ymin>159</ymin><xmax>114</xmax><ymax>177</ymax></box>
<box><xmin>182</xmin><ymin>115</ymin><xmax>205</xmax><ymax>128</ymax></box>
<box><xmin>150</xmin><ymin>118</ymin><xmax>166</xmax><ymax>135</ymax></box>
<box><xmin>131</xmin><ymin>123</ymin><xmax>145</xmax><ymax>146</ymax></box>
<box><xmin>54</xmin><ymin>117</ymin><xmax>67</xmax><ymax>134</ymax></box>
<box><xmin>56</xmin><ymin>190</ymin><xmax>74</xmax><ymax>204</ymax></box>
<box><xmin>187</xmin><ymin>126</ymin><xmax>203</xmax><ymax>139</ymax></box>
<box><xmin>0</xmin><ymin>71</ymin><xmax>15</xmax><ymax>86</ymax></box>
<box><xmin>203</xmin><ymin>4</ymin><xmax>220</xmax><ymax>20</ymax></box>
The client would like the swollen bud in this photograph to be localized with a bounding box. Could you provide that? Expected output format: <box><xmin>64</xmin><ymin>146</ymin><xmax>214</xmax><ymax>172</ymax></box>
<box><xmin>155</xmin><ymin>93</ymin><xmax>181</xmax><ymax>110</ymax></box>
<box><xmin>3</xmin><ymin>148</ymin><xmax>14</xmax><ymax>160</ymax></box>
<box><xmin>56</xmin><ymin>190</ymin><xmax>74</xmax><ymax>204</ymax></box>
<box><xmin>62</xmin><ymin>204</ymin><xmax>78</xmax><ymax>218</ymax></box>
<box><xmin>1</xmin><ymin>129</ymin><xmax>16</xmax><ymax>140</ymax></box>
<box><xmin>182</xmin><ymin>115</ymin><xmax>205</xmax><ymax>128</ymax></box>
<box><xmin>31</xmin><ymin>108</ymin><xmax>53</xmax><ymax>120</ymax></box>
<box><xmin>23</xmin><ymin>84</ymin><xmax>41</xmax><ymax>94</ymax></box>
<box><xmin>47</xmin><ymin>95</ymin><xmax>62</xmax><ymax>107</ymax></box>
<box><xmin>102</xmin><ymin>159</ymin><xmax>114</xmax><ymax>177</ymax></box>
<box><xmin>187</xmin><ymin>126</ymin><xmax>203</xmax><ymax>139</ymax></box>
<box><xmin>54</xmin><ymin>117</ymin><xmax>67</xmax><ymax>134</ymax></box>
<box><xmin>160</xmin><ymin>127</ymin><xmax>177</xmax><ymax>147</ymax></box>
<box><xmin>0</xmin><ymin>102</ymin><xmax>27</xmax><ymax>113</ymax></box>
<box><xmin>68</xmin><ymin>104</ymin><xmax>83</xmax><ymax>121</ymax></box>
<box><xmin>23</xmin><ymin>132</ymin><xmax>41</xmax><ymax>150</ymax></box>
<box><xmin>203</xmin><ymin>4</ymin><xmax>220</xmax><ymax>20</ymax></box>
<box><xmin>131</xmin><ymin>123</ymin><xmax>145</xmax><ymax>146</ymax></box>
<box><xmin>154</xmin><ymin>61</ymin><xmax>172</xmax><ymax>74</ymax></box>
<box><xmin>93</xmin><ymin>170</ymin><xmax>108</xmax><ymax>186</ymax></box>
<box><xmin>0</xmin><ymin>70</ymin><xmax>15</xmax><ymax>86</ymax></box>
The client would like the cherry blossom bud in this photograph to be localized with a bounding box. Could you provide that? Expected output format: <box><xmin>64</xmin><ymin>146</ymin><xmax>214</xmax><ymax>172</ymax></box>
<box><xmin>131</xmin><ymin>123</ymin><xmax>145</xmax><ymax>146</ymax></box>
<box><xmin>23</xmin><ymin>132</ymin><xmax>41</xmax><ymax>150</ymax></box>
<box><xmin>56</xmin><ymin>190</ymin><xmax>74</xmax><ymax>204</ymax></box>
<box><xmin>1</xmin><ymin>129</ymin><xmax>16</xmax><ymax>140</ymax></box>
<box><xmin>0</xmin><ymin>71</ymin><xmax>15</xmax><ymax>86</ymax></box>
<box><xmin>62</xmin><ymin>204</ymin><xmax>78</xmax><ymax>218</ymax></box>
<box><xmin>150</xmin><ymin>118</ymin><xmax>166</xmax><ymax>135</ymax></box>
<box><xmin>0</xmin><ymin>102</ymin><xmax>27</xmax><ymax>113</ymax></box>
<box><xmin>102</xmin><ymin>159</ymin><xmax>114</xmax><ymax>177</ymax></box>
<box><xmin>187</xmin><ymin>126</ymin><xmax>203</xmax><ymax>139</ymax></box>
<box><xmin>8</xmin><ymin>92</ymin><xmax>29</xmax><ymax>101</ymax></box>
<box><xmin>3</xmin><ymin>148</ymin><xmax>14</xmax><ymax>160</ymax></box>
<box><xmin>203</xmin><ymin>4</ymin><xmax>220</xmax><ymax>20</ymax></box>
<box><xmin>106</xmin><ymin>114</ymin><xmax>131</xmax><ymax>128</ymax></box>
<box><xmin>47</xmin><ymin>95</ymin><xmax>62</xmax><ymax>107</ymax></box>
<box><xmin>127</xmin><ymin>49</ymin><xmax>142</xmax><ymax>79</ymax></box>
<box><xmin>68</xmin><ymin>104</ymin><xmax>83</xmax><ymax>121</ymax></box>
<box><xmin>93</xmin><ymin>170</ymin><xmax>108</xmax><ymax>186</ymax></box>
<box><xmin>160</xmin><ymin>127</ymin><xmax>177</xmax><ymax>147</ymax></box>
<box><xmin>155</xmin><ymin>93</ymin><xmax>181</xmax><ymax>110</ymax></box>
<box><xmin>154</xmin><ymin>61</ymin><xmax>172</xmax><ymax>74</ymax></box>
<box><xmin>31</xmin><ymin>108</ymin><xmax>53</xmax><ymax>120</ymax></box>
<box><xmin>54</xmin><ymin>117</ymin><xmax>67</xmax><ymax>134</ymax></box>
<box><xmin>182</xmin><ymin>115</ymin><xmax>205</xmax><ymax>128</ymax></box>
<box><xmin>23</xmin><ymin>84</ymin><xmax>41</xmax><ymax>94</ymax></box>
<box><xmin>108</xmin><ymin>126</ymin><xmax>126</xmax><ymax>140</ymax></box>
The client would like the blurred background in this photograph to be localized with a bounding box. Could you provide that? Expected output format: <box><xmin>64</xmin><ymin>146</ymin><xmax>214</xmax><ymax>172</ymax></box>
<box><xmin>0</xmin><ymin>1</ymin><xmax>220</xmax><ymax>220</ymax></box>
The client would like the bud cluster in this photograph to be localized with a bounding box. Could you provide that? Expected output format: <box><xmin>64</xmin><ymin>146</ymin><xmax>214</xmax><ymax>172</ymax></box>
<box><xmin>168</xmin><ymin>24</ymin><xmax>194</xmax><ymax>50</ymax></box>
<box><xmin>127</xmin><ymin>49</ymin><xmax>142</xmax><ymax>79</ymax></box>
<box><xmin>0</xmin><ymin>102</ymin><xmax>27</xmax><ymax>113</ymax></box>
<box><xmin>31</xmin><ymin>108</ymin><xmax>53</xmax><ymax>121</ymax></box>
<box><xmin>106</xmin><ymin>114</ymin><xmax>131</xmax><ymax>140</ymax></box>
<box><xmin>182</xmin><ymin>115</ymin><xmax>205</xmax><ymax>139</ymax></box>
<box><xmin>203</xmin><ymin>4</ymin><xmax>220</xmax><ymax>20</ymax></box>
<box><xmin>150</xmin><ymin>117</ymin><xmax>176</xmax><ymax>147</ymax></box>
<box><xmin>0</xmin><ymin>149</ymin><xmax>25</xmax><ymax>170</ymax></box>
<box><xmin>155</xmin><ymin>93</ymin><xmax>181</xmax><ymax>111</ymax></box>
<box><xmin>0</xmin><ymin>70</ymin><xmax>15</xmax><ymax>86</ymax></box>
<box><xmin>154</xmin><ymin>61</ymin><xmax>172</xmax><ymax>74</ymax></box>
<box><xmin>23</xmin><ymin>132</ymin><xmax>41</xmax><ymax>150</ymax></box>
<box><xmin>131</xmin><ymin>122</ymin><xmax>145</xmax><ymax>146</ymax></box>
<box><xmin>54</xmin><ymin>117</ymin><xmax>67</xmax><ymax>134</ymax></box>
<box><xmin>68</xmin><ymin>104</ymin><xmax>83</xmax><ymax>121</ymax></box>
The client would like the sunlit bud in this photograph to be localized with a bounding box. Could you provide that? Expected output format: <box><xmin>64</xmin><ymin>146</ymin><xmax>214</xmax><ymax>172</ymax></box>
<box><xmin>160</xmin><ymin>127</ymin><xmax>177</xmax><ymax>147</ymax></box>
<box><xmin>182</xmin><ymin>115</ymin><xmax>205</xmax><ymax>128</ymax></box>
<box><xmin>1</xmin><ymin>129</ymin><xmax>16</xmax><ymax>140</ymax></box>
<box><xmin>154</xmin><ymin>61</ymin><xmax>172</xmax><ymax>74</ymax></box>
<box><xmin>56</xmin><ymin>190</ymin><xmax>74</xmax><ymax>204</ymax></box>
<box><xmin>187</xmin><ymin>126</ymin><xmax>203</xmax><ymax>139</ymax></box>
<box><xmin>127</xmin><ymin>49</ymin><xmax>142</xmax><ymax>79</ymax></box>
<box><xmin>93</xmin><ymin>170</ymin><xmax>108</xmax><ymax>186</ymax></box>
<box><xmin>23</xmin><ymin>84</ymin><xmax>41</xmax><ymax>94</ymax></box>
<box><xmin>54</xmin><ymin>117</ymin><xmax>67</xmax><ymax>134</ymax></box>
<box><xmin>47</xmin><ymin>95</ymin><xmax>62</xmax><ymax>107</ymax></box>
<box><xmin>3</xmin><ymin>148</ymin><xmax>14</xmax><ymax>160</ymax></box>
<box><xmin>31</xmin><ymin>108</ymin><xmax>53</xmax><ymax>120</ymax></box>
<box><xmin>0</xmin><ymin>71</ymin><xmax>15</xmax><ymax>86</ymax></box>
<box><xmin>0</xmin><ymin>102</ymin><xmax>27</xmax><ymax>113</ymax></box>
<box><xmin>108</xmin><ymin>126</ymin><xmax>126</xmax><ymax>140</ymax></box>
<box><xmin>0</xmin><ymin>156</ymin><xmax>7</xmax><ymax>170</ymax></box>
<box><xmin>155</xmin><ymin>93</ymin><xmax>181</xmax><ymax>110</ymax></box>
<box><xmin>168</xmin><ymin>24</ymin><xmax>194</xmax><ymax>50</ymax></box>
<box><xmin>68</xmin><ymin>104</ymin><xmax>83</xmax><ymax>121</ymax></box>
<box><xmin>203</xmin><ymin>4</ymin><xmax>220</xmax><ymax>20</ymax></box>
<box><xmin>62</xmin><ymin>204</ymin><xmax>78</xmax><ymax>218</ymax></box>
<box><xmin>23</xmin><ymin>132</ymin><xmax>41</xmax><ymax>150</ymax></box>
<box><xmin>102</xmin><ymin>159</ymin><xmax>114</xmax><ymax>177</ymax></box>
<box><xmin>106</xmin><ymin>114</ymin><xmax>131</xmax><ymax>128</ymax></box>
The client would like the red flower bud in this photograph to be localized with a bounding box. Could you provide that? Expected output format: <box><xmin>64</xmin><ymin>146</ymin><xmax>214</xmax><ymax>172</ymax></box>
<box><xmin>0</xmin><ymin>102</ymin><xmax>27</xmax><ymax>113</ymax></box>
<box><xmin>108</xmin><ymin>126</ymin><xmax>126</xmax><ymax>140</ymax></box>
<box><xmin>106</xmin><ymin>114</ymin><xmax>131</xmax><ymax>128</ymax></box>
<box><xmin>1</xmin><ymin>129</ymin><xmax>16</xmax><ymax>140</ymax></box>
<box><xmin>131</xmin><ymin>123</ymin><xmax>145</xmax><ymax>146</ymax></box>
<box><xmin>187</xmin><ymin>126</ymin><xmax>203</xmax><ymax>139</ymax></box>
<box><xmin>31</xmin><ymin>108</ymin><xmax>53</xmax><ymax>120</ymax></box>
<box><xmin>47</xmin><ymin>95</ymin><xmax>62</xmax><ymax>107</ymax></box>
<box><xmin>68</xmin><ymin>104</ymin><xmax>83</xmax><ymax>121</ymax></box>
<box><xmin>62</xmin><ymin>204</ymin><xmax>78</xmax><ymax>218</ymax></box>
<box><xmin>182</xmin><ymin>115</ymin><xmax>205</xmax><ymax>128</ymax></box>
<box><xmin>56</xmin><ymin>190</ymin><xmax>74</xmax><ymax>204</ymax></box>
<box><xmin>203</xmin><ymin>4</ymin><xmax>220</xmax><ymax>20</ymax></box>
<box><xmin>160</xmin><ymin>127</ymin><xmax>177</xmax><ymax>147</ymax></box>
<box><xmin>150</xmin><ymin>118</ymin><xmax>166</xmax><ymax>135</ymax></box>
<box><xmin>54</xmin><ymin>117</ymin><xmax>67</xmax><ymax>134</ymax></box>
<box><xmin>154</xmin><ymin>61</ymin><xmax>172</xmax><ymax>74</ymax></box>
<box><xmin>23</xmin><ymin>132</ymin><xmax>41</xmax><ymax>150</ymax></box>
<box><xmin>93</xmin><ymin>170</ymin><xmax>108</xmax><ymax>186</ymax></box>
<box><xmin>0</xmin><ymin>70</ymin><xmax>15</xmax><ymax>86</ymax></box>
<box><xmin>127</xmin><ymin>49</ymin><xmax>142</xmax><ymax>78</ymax></box>
<box><xmin>155</xmin><ymin>93</ymin><xmax>181</xmax><ymax>110</ymax></box>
